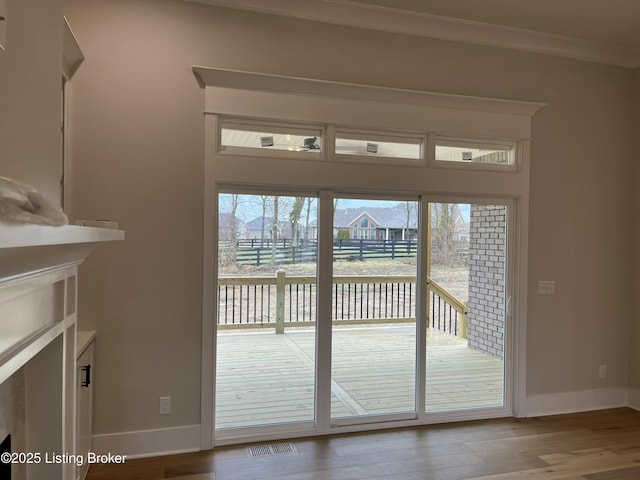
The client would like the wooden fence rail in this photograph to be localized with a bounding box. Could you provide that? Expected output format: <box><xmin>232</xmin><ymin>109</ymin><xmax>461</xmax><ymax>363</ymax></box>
<box><xmin>217</xmin><ymin>272</ymin><xmax>468</xmax><ymax>338</ymax></box>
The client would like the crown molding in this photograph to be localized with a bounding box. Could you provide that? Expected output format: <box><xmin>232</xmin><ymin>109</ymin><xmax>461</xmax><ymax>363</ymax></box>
<box><xmin>184</xmin><ymin>0</ymin><xmax>640</xmax><ymax>68</ymax></box>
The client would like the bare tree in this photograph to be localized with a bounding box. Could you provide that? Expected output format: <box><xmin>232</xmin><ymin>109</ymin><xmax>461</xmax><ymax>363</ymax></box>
<box><xmin>219</xmin><ymin>194</ymin><xmax>241</xmax><ymax>267</ymax></box>
<box><xmin>289</xmin><ymin>197</ymin><xmax>305</xmax><ymax>246</ymax></box>
<box><xmin>404</xmin><ymin>201</ymin><xmax>415</xmax><ymax>252</ymax></box>
<box><xmin>258</xmin><ymin>195</ymin><xmax>269</xmax><ymax>247</ymax></box>
<box><xmin>405</xmin><ymin>201</ymin><xmax>412</xmax><ymax>241</ymax></box>
<box><xmin>304</xmin><ymin>197</ymin><xmax>315</xmax><ymax>242</ymax></box>
<box><xmin>271</xmin><ymin>196</ymin><xmax>279</xmax><ymax>266</ymax></box>
<box><xmin>431</xmin><ymin>203</ymin><xmax>460</xmax><ymax>265</ymax></box>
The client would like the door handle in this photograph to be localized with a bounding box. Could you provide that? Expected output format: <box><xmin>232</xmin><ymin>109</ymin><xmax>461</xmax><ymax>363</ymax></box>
<box><xmin>506</xmin><ymin>296</ymin><xmax>513</xmax><ymax>318</ymax></box>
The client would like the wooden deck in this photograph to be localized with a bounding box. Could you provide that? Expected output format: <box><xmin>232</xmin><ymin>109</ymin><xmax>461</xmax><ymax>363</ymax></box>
<box><xmin>216</xmin><ymin>325</ymin><xmax>503</xmax><ymax>430</ymax></box>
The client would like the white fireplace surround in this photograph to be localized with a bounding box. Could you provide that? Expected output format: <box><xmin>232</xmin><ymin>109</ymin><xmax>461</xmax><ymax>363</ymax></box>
<box><xmin>0</xmin><ymin>224</ymin><xmax>123</xmax><ymax>480</ymax></box>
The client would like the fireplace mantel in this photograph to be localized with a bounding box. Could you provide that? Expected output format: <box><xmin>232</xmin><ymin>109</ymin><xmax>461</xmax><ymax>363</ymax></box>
<box><xmin>0</xmin><ymin>224</ymin><xmax>124</xmax><ymax>280</ymax></box>
<box><xmin>0</xmin><ymin>223</ymin><xmax>123</xmax><ymax>479</ymax></box>
<box><xmin>0</xmin><ymin>224</ymin><xmax>123</xmax><ymax>380</ymax></box>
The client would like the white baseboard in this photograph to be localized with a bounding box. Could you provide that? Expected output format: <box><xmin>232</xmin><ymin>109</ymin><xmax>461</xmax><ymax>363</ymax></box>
<box><xmin>92</xmin><ymin>424</ymin><xmax>201</xmax><ymax>459</ymax></box>
<box><xmin>524</xmin><ymin>388</ymin><xmax>628</xmax><ymax>417</ymax></box>
<box><xmin>91</xmin><ymin>390</ymin><xmax>639</xmax><ymax>460</ymax></box>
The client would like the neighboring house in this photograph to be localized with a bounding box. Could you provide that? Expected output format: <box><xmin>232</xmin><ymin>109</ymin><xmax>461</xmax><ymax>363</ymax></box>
<box><xmin>334</xmin><ymin>204</ymin><xmax>419</xmax><ymax>240</ymax></box>
<box><xmin>245</xmin><ymin>216</ymin><xmax>292</xmax><ymax>240</ymax></box>
<box><xmin>245</xmin><ymin>216</ymin><xmax>317</xmax><ymax>242</ymax></box>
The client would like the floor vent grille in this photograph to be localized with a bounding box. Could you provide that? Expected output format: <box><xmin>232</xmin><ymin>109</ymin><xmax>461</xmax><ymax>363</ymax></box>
<box><xmin>247</xmin><ymin>442</ymin><xmax>298</xmax><ymax>458</ymax></box>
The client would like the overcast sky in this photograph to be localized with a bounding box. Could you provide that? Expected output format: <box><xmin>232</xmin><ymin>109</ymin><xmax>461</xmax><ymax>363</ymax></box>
<box><xmin>219</xmin><ymin>194</ymin><xmax>471</xmax><ymax>225</ymax></box>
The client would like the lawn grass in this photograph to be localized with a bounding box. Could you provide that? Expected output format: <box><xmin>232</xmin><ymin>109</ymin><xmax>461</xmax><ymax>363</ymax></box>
<box><xmin>220</xmin><ymin>258</ymin><xmax>469</xmax><ymax>302</ymax></box>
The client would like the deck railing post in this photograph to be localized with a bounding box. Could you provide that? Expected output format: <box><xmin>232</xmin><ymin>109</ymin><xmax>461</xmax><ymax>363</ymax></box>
<box><xmin>426</xmin><ymin>279</ymin><xmax>431</xmax><ymax>328</ymax></box>
<box><xmin>276</xmin><ymin>270</ymin><xmax>286</xmax><ymax>334</ymax></box>
<box><xmin>460</xmin><ymin>305</ymin><xmax>469</xmax><ymax>339</ymax></box>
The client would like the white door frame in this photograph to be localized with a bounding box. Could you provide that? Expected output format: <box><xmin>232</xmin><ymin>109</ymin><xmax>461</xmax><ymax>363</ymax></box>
<box><xmin>206</xmin><ymin>187</ymin><xmax>522</xmax><ymax>447</ymax></box>
<box><xmin>196</xmin><ymin>68</ymin><xmax>543</xmax><ymax>449</ymax></box>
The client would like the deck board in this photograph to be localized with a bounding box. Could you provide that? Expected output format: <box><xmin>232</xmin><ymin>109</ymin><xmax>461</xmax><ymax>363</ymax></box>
<box><xmin>216</xmin><ymin>326</ymin><xmax>504</xmax><ymax>429</ymax></box>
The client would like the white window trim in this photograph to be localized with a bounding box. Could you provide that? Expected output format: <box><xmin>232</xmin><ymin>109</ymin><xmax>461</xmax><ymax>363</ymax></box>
<box><xmin>196</xmin><ymin>66</ymin><xmax>545</xmax><ymax>450</ymax></box>
<box><xmin>194</xmin><ymin>67</ymin><xmax>545</xmax><ymax>139</ymax></box>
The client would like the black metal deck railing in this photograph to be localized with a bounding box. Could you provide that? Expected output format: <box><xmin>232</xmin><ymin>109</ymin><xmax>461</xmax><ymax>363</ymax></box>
<box><xmin>217</xmin><ymin>272</ymin><xmax>468</xmax><ymax>338</ymax></box>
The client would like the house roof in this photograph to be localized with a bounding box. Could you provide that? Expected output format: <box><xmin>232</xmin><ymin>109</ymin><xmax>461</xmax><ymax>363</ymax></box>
<box><xmin>334</xmin><ymin>204</ymin><xmax>418</xmax><ymax>229</ymax></box>
<box><xmin>246</xmin><ymin>216</ymin><xmax>290</xmax><ymax>230</ymax></box>
<box><xmin>218</xmin><ymin>212</ymin><xmax>246</xmax><ymax>229</ymax></box>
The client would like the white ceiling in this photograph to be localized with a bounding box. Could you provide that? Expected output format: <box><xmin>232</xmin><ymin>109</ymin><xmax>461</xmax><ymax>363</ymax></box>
<box><xmin>187</xmin><ymin>0</ymin><xmax>640</xmax><ymax>67</ymax></box>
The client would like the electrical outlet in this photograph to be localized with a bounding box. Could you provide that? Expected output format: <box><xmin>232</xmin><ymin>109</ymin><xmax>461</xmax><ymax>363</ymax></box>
<box><xmin>538</xmin><ymin>281</ymin><xmax>555</xmax><ymax>295</ymax></box>
<box><xmin>159</xmin><ymin>396</ymin><xmax>172</xmax><ymax>415</ymax></box>
<box><xmin>598</xmin><ymin>365</ymin><xmax>607</xmax><ymax>379</ymax></box>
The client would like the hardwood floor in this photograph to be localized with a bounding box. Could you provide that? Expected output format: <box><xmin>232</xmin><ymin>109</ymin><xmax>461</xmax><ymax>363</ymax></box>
<box><xmin>86</xmin><ymin>408</ymin><xmax>640</xmax><ymax>480</ymax></box>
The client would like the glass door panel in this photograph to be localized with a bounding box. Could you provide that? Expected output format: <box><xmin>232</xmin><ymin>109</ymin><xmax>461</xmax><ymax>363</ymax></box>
<box><xmin>331</xmin><ymin>198</ymin><xmax>418</xmax><ymax>421</ymax></box>
<box><xmin>216</xmin><ymin>193</ymin><xmax>318</xmax><ymax>430</ymax></box>
<box><xmin>426</xmin><ymin>202</ymin><xmax>506</xmax><ymax>412</ymax></box>
<box><xmin>213</xmin><ymin>194</ymin><xmax>511</xmax><ymax>438</ymax></box>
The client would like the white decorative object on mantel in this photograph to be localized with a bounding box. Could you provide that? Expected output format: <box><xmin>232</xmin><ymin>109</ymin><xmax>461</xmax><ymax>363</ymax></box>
<box><xmin>0</xmin><ymin>176</ymin><xmax>68</xmax><ymax>226</ymax></box>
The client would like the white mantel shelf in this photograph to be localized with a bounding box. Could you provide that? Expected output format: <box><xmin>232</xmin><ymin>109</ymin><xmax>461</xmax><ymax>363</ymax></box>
<box><xmin>0</xmin><ymin>224</ymin><xmax>124</xmax><ymax>249</ymax></box>
<box><xmin>0</xmin><ymin>224</ymin><xmax>124</xmax><ymax>281</ymax></box>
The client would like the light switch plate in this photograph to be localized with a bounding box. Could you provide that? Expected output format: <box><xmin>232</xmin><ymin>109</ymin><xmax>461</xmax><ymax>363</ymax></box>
<box><xmin>538</xmin><ymin>280</ymin><xmax>555</xmax><ymax>295</ymax></box>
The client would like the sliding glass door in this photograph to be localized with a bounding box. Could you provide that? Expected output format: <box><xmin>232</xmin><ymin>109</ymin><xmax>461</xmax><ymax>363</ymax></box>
<box><xmin>214</xmin><ymin>192</ymin><xmax>511</xmax><ymax>440</ymax></box>
<box><xmin>331</xmin><ymin>197</ymin><xmax>419</xmax><ymax>423</ymax></box>
<box><xmin>215</xmin><ymin>192</ymin><xmax>318</xmax><ymax>432</ymax></box>
<box><xmin>426</xmin><ymin>202</ymin><xmax>508</xmax><ymax>413</ymax></box>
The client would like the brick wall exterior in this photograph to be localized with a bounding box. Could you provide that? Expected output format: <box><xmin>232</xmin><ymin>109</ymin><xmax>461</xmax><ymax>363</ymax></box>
<box><xmin>467</xmin><ymin>204</ymin><xmax>507</xmax><ymax>359</ymax></box>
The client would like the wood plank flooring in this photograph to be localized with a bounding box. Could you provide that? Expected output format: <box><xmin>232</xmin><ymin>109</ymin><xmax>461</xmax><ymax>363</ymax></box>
<box><xmin>216</xmin><ymin>326</ymin><xmax>504</xmax><ymax>429</ymax></box>
<box><xmin>86</xmin><ymin>408</ymin><xmax>640</xmax><ymax>480</ymax></box>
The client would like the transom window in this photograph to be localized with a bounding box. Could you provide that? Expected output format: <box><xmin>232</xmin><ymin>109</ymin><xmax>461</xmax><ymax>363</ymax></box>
<box><xmin>219</xmin><ymin>118</ymin><xmax>324</xmax><ymax>160</ymax></box>
<box><xmin>215</xmin><ymin>117</ymin><xmax>517</xmax><ymax>171</ymax></box>
<box><xmin>435</xmin><ymin>138</ymin><xmax>516</xmax><ymax>170</ymax></box>
<box><xmin>334</xmin><ymin>128</ymin><xmax>425</xmax><ymax>165</ymax></box>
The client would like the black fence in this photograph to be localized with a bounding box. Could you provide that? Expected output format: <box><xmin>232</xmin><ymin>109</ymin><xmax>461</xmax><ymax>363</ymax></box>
<box><xmin>219</xmin><ymin>239</ymin><xmax>418</xmax><ymax>266</ymax></box>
